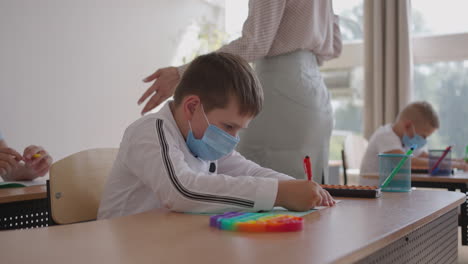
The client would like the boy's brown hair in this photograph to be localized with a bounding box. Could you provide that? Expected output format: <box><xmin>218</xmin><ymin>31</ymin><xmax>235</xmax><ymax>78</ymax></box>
<box><xmin>173</xmin><ymin>52</ymin><xmax>263</xmax><ymax>117</ymax></box>
<box><xmin>397</xmin><ymin>101</ymin><xmax>440</xmax><ymax>129</ymax></box>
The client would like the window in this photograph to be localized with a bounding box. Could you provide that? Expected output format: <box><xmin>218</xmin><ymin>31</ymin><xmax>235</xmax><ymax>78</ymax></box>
<box><xmin>412</xmin><ymin>0</ymin><xmax>468</xmax><ymax>158</ymax></box>
<box><xmin>172</xmin><ymin>1</ymin><xmax>226</xmax><ymax>66</ymax></box>
<box><xmin>154</xmin><ymin>0</ymin><xmax>225</xmax><ymax>113</ymax></box>
<box><xmin>225</xmin><ymin>0</ymin><xmax>248</xmax><ymax>40</ymax></box>
<box><xmin>412</xmin><ymin>0</ymin><xmax>468</xmax><ymax>37</ymax></box>
<box><xmin>324</xmin><ymin>0</ymin><xmax>364</xmax><ymax>160</ymax></box>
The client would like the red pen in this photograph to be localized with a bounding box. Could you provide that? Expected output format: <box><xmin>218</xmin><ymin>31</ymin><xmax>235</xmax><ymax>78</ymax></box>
<box><xmin>431</xmin><ymin>146</ymin><xmax>452</xmax><ymax>173</ymax></box>
<box><xmin>303</xmin><ymin>156</ymin><xmax>313</xmax><ymax>181</ymax></box>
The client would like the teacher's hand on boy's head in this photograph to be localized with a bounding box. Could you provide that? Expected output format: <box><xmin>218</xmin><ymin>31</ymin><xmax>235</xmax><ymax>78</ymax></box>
<box><xmin>139</xmin><ymin>66</ymin><xmax>180</xmax><ymax>115</ymax></box>
<box><xmin>23</xmin><ymin>145</ymin><xmax>53</xmax><ymax>178</ymax></box>
<box><xmin>0</xmin><ymin>147</ymin><xmax>22</xmax><ymax>177</ymax></box>
<box><xmin>276</xmin><ymin>180</ymin><xmax>323</xmax><ymax>211</ymax></box>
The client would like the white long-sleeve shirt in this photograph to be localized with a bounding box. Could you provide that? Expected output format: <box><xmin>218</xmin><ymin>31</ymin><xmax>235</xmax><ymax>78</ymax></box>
<box><xmin>98</xmin><ymin>102</ymin><xmax>294</xmax><ymax>219</ymax></box>
<box><xmin>179</xmin><ymin>0</ymin><xmax>342</xmax><ymax>75</ymax></box>
<box><xmin>360</xmin><ymin>124</ymin><xmax>427</xmax><ymax>175</ymax></box>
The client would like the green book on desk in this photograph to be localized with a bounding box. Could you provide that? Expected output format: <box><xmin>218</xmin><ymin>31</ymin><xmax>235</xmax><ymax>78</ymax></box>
<box><xmin>0</xmin><ymin>182</ymin><xmax>28</xmax><ymax>189</ymax></box>
<box><xmin>0</xmin><ymin>180</ymin><xmax>45</xmax><ymax>189</ymax></box>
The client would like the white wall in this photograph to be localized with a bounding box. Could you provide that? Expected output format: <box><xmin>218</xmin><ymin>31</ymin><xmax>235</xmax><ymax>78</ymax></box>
<box><xmin>0</xmin><ymin>0</ymin><xmax>219</xmax><ymax>164</ymax></box>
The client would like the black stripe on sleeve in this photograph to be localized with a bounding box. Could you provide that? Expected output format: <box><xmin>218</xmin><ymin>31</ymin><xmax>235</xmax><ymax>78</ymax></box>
<box><xmin>156</xmin><ymin>119</ymin><xmax>254</xmax><ymax>208</ymax></box>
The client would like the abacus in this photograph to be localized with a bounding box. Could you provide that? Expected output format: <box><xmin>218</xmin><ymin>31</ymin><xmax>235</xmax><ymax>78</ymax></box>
<box><xmin>321</xmin><ymin>184</ymin><xmax>381</xmax><ymax>198</ymax></box>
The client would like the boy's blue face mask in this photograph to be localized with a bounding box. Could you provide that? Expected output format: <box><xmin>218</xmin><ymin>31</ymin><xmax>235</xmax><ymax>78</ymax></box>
<box><xmin>186</xmin><ymin>105</ymin><xmax>240</xmax><ymax>161</ymax></box>
<box><xmin>402</xmin><ymin>124</ymin><xmax>427</xmax><ymax>150</ymax></box>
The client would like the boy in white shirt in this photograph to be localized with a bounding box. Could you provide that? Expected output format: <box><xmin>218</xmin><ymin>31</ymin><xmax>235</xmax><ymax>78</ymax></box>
<box><xmin>360</xmin><ymin>101</ymin><xmax>468</xmax><ymax>178</ymax></box>
<box><xmin>98</xmin><ymin>52</ymin><xmax>335</xmax><ymax>219</ymax></box>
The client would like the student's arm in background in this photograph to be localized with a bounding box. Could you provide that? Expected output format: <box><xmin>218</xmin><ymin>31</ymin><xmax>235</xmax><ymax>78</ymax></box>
<box><xmin>419</xmin><ymin>151</ymin><xmax>429</xmax><ymax>158</ymax></box>
<box><xmin>385</xmin><ymin>149</ymin><xmax>468</xmax><ymax>171</ymax></box>
<box><xmin>0</xmin><ymin>141</ymin><xmax>52</xmax><ymax>181</ymax></box>
<box><xmin>0</xmin><ymin>139</ymin><xmax>22</xmax><ymax>181</ymax></box>
<box><xmin>452</xmin><ymin>159</ymin><xmax>468</xmax><ymax>171</ymax></box>
<box><xmin>217</xmin><ymin>151</ymin><xmax>335</xmax><ymax>207</ymax></box>
<box><xmin>443</xmin><ymin>149</ymin><xmax>468</xmax><ymax>170</ymax></box>
<box><xmin>415</xmin><ymin>150</ymin><xmax>430</xmax><ymax>168</ymax></box>
<box><xmin>384</xmin><ymin>149</ymin><xmax>429</xmax><ymax>169</ymax></box>
<box><xmin>14</xmin><ymin>145</ymin><xmax>52</xmax><ymax>180</ymax></box>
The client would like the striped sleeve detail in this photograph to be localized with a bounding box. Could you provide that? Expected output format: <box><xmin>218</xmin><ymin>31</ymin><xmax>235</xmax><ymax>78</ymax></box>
<box><xmin>155</xmin><ymin>119</ymin><xmax>255</xmax><ymax>208</ymax></box>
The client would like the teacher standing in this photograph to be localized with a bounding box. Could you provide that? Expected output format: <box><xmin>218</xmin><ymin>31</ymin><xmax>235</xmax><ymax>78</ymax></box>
<box><xmin>138</xmin><ymin>0</ymin><xmax>342</xmax><ymax>182</ymax></box>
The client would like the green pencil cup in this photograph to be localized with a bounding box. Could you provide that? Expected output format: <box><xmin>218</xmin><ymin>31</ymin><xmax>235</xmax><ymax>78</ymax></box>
<box><xmin>378</xmin><ymin>153</ymin><xmax>412</xmax><ymax>192</ymax></box>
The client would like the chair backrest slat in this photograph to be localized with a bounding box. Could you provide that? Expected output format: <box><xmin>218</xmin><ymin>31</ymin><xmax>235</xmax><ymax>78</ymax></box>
<box><xmin>49</xmin><ymin>148</ymin><xmax>118</xmax><ymax>225</ymax></box>
<box><xmin>344</xmin><ymin>134</ymin><xmax>368</xmax><ymax>170</ymax></box>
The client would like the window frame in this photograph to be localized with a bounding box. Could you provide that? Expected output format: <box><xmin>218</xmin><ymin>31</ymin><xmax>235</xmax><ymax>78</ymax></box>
<box><xmin>322</xmin><ymin>32</ymin><xmax>468</xmax><ymax>71</ymax></box>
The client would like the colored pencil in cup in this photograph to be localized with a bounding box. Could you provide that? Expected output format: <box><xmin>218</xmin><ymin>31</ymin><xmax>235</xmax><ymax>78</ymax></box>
<box><xmin>381</xmin><ymin>145</ymin><xmax>415</xmax><ymax>189</ymax></box>
<box><xmin>430</xmin><ymin>146</ymin><xmax>452</xmax><ymax>174</ymax></box>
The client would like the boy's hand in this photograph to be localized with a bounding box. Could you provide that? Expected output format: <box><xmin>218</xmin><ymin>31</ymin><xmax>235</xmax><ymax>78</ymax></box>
<box><xmin>0</xmin><ymin>147</ymin><xmax>22</xmax><ymax>177</ymax></box>
<box><xmin>275</xmin><ymin>180</ymin><xmax>335</xmax><ymax>211</ymax></box>
<box><xmin>318</xmin><ymin>187</ymin><xmax>336</xmax><ymax>207</ymax></box>
<box><xmin>22</xmin><ymin>145</ymin><xmax>53</xmax><ymax>179</ymax></box>
<box><xmin>458</xmin><ymin>162</ymin><xmax>468</xmax><ymax>171</ymax></box>
<box><xmin>452</xmin><ymin>160</ymin><xmax>468</xmax><ymax>171</ymax></box>
<box><xmin>138</xmin><ymin>67</ymin><xmax>180</xmax><ymax>115</ymax></box>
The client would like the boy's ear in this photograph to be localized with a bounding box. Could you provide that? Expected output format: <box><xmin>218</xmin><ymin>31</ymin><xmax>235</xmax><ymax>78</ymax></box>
<box><xmin>183</xmin><ymin>95</ymin><xmax>201</xmax><ymax>121</ymax></box>
<box><xmin>403</xmin><ymin>120</ymin><xmax>412</xmax><ymax>129</ymax></box>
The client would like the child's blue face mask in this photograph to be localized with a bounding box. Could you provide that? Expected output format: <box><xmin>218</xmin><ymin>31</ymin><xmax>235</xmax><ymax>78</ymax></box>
<box><xmin>402</xmin><ymin>123</ymin><xmax>427</xmax><ymax>150</ymax></box>
<box><xmin>186</xmin><ymin>105</ymin><xmax>240</xmax><ymax>161</ymax></box>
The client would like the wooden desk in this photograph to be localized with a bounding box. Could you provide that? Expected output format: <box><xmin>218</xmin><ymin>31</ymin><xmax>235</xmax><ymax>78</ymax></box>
<box><xmin>0</xmin><ymin>190</ymin><xmax>464</xmax><ymax>264</ymax></box>
<box><xmin>362</xmin><ymin>172</ymin><xmax>468</xmax><ymax>246</ymax></box>
<box><xmin>361</xmin><ymin>172</ymin><xmax>468</xmax><ymax>186</ymax></box>
<box><xmin>0</xmin><ymin>185</ymin><xmax>47</xmax><ymax>204</ymax></box>
<box><xmin>0</xmin><ymin>185</ymin><xmax>50</xmax><ymax>230</ymax></box>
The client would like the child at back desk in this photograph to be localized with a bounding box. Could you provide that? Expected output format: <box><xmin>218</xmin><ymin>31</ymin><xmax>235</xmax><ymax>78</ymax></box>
<box><xmin>98</xmin><ymin>52</ymin><xmax>335</xmax><ymax>219</ymax></box>
<box><xmin>360</xmin><ymin>101</ymin><xmax>468</xmax><ymax>184</ymax></box>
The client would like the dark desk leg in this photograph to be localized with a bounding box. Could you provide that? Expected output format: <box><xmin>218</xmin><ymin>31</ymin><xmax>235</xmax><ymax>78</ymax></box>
<box><xmin>460</xmin><ymin>184</ymin><xmax>468</xmax><ymax>246</ymax></box>
<box><xmin>46</xmin><ymin>180</ymin><xmax>57</xmax><ymax>226</ymax></box>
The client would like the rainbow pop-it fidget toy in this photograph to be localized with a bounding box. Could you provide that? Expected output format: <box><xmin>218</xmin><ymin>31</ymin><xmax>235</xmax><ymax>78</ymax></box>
<box><xmin>210</xmin><ymin>212</ymin><xmax>304</xmax><ymax>232</ymax></box>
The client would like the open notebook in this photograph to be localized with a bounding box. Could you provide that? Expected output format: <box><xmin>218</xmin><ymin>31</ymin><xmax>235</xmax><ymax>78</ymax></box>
<box><xmin>188</xmin><ymin>202</ymin><xmax>341</xmax><ymax>217</ymax></box>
